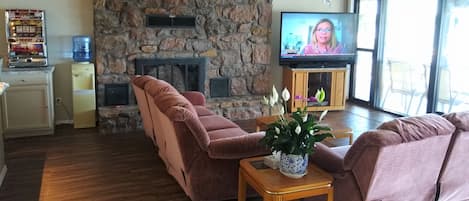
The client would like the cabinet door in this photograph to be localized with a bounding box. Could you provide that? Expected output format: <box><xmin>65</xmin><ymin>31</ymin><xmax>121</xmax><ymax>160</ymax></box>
<box><xmin>283</xmin><ymin>68</ymin><xmax>309</xmax><ymax>112</ymax></box>
<box><xmin>331</xmin><ymin>70</ymin><xmax>346</xmax><ymax>107</ymax></box>
<box><xmin>292</xmin><ymin>72</ymin><xmax>308</xmax><ymax>110</ymax></box>
<box><xmin>1</xmin><ymin>84</ymin><xmax>51</xmax><ymax>130</ymax></box>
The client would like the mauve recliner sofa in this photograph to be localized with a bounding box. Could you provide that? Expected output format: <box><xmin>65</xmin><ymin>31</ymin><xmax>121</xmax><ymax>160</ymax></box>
<box><xmin>309</xmin><ymin>114</ymin><xmax>456</xmax><ymax>201</ymax></box>
<box><xmin>131</xmin><ymin>75</ymin><xmax>268</xmax><ymax>201</ymax></box>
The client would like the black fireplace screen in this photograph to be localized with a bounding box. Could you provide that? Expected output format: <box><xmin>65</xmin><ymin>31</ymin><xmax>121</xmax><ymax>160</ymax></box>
<box><xmin>135</xmin><ymin>57</ymin><xmax>207</xmax><ymax>94</ymax></box>
<box><xmin>104</xmin><ymin>83</ymin><xmax>129</xmax><ymax>106</ymax></box>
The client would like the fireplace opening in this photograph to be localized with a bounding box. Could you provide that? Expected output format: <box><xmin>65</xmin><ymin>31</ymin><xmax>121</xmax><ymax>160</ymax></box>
<box><xmin>104</xmin><ymin>83</ymin><xmax>129</xmax><ymax>106</ymax></box>
<box><xmin>135</xmin><ymin>57</ymin><xmax>206</xmax><ymax>93</ymax></box>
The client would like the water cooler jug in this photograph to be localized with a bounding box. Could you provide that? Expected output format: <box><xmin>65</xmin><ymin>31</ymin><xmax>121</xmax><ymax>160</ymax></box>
<box><xmin>72</xmin><ymin>35</ymin><xmax>92</xmax><ymax>63</ymax></box>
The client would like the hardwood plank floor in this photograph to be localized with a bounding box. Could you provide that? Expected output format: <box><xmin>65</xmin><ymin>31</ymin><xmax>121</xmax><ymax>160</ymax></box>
<box><xmin>0</xmin><ymin>103</ymin><xmax>397</xmax><ymax>201</ymax></box>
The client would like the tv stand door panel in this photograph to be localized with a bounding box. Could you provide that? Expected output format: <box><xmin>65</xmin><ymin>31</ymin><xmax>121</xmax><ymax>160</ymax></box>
<box><xmin>283</xmin><ymin>67</ymin><xmax>346</xmax><ymax>112</ymax></box>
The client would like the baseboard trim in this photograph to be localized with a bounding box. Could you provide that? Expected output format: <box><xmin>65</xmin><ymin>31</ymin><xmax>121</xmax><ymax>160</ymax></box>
<box><xmin>56</xmin><ymin>120</ymin><xmax>74</xmax><ymax>125</ymax></box>
<box><xmin>0</xmin><ymin>165</ymin><xmax>7</xmax><ymax>187</ymax></box>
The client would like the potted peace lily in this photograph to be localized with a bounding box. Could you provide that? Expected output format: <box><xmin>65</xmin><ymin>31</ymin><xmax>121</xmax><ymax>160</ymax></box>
<box><xmin>260</xmin><ymin>86</ymin><xmax>333</xmax><ymax>178</ymax></box>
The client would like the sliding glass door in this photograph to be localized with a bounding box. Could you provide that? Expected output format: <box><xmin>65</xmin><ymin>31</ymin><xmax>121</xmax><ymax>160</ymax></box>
<box><xmin>435</xmin><ymin>0</ymin><xmax>469</xmax><ymax>113</ymax></box>
<box><xmin>378</xmin><ymin>0</ymin><xmax>438</xmax><ymax>116</ymax></box>
<box><xmin>352</xmin><ymin>0</ymin><xmax>377</xmax><ymax>102</ymax></box>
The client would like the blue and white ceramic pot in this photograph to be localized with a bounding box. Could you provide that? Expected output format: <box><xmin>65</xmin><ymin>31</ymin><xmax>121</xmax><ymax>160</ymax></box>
<box><xmin>279</xmin><ymin>153</ymin><xmax>308</xmax><ymax>179</ymax></box>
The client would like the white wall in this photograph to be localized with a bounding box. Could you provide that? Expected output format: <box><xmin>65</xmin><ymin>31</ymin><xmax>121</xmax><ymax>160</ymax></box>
<box><xmin>271</xmin><ymin>0</ymin><xmax>347</xmax><ymax>88</ymax></box>
<box><xmin>0</xmin><ymin>0</ymin><xmax>93</xmax><ymax>123</ymax></box>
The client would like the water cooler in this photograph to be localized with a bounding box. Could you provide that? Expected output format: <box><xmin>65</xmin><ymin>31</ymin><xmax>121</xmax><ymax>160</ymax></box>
<box><xmin>71</xmin><ymin>35</ymin><xmax>96</xmax><ymax>128</ymax></box>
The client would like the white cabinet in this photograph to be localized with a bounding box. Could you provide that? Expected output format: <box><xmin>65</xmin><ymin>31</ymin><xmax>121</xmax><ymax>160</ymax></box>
<box><xmin>0</xmin><ymin>83</ymin><xmax>8</xmax><ymax>186</ymax></box>
<box><xmin>0</xmin><ymin>67</ymin><xmax>55</xmax><ymax>138</ymax></box>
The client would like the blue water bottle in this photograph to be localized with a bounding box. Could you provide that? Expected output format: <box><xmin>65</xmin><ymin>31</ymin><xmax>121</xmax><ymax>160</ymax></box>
<box><xmin>72</xmin><ymin>35</ymin><xmax>92</xmax><ymax>63</ymax></box>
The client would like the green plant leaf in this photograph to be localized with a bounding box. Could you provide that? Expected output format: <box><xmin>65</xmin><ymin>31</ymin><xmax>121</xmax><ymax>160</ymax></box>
<box><xmin>258</xmin><ymin>107</ymin><xmax>333</xmax><ymax>155</ymax></box>
<box><xmin>315</xmin><ymin>88</ymin><xmax>326</xmax><ymax>103</ymax></box>
<box><xmin>312</xmin><ymin>133</ymin><xmax>334</xmax><ymax>142</ymax></box>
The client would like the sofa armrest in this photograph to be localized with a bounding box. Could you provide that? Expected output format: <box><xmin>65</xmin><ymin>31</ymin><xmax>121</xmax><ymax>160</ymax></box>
<box><xmin>310</xmin><ymin>142</ymin><xmax>348</xmax><ymax>174</ymax></box>
<box><xmin>181</xmin><ymin>91</ymin><xmax>206</xmax><ymax>106</ymax></box>
<box><xmin>207</xmin><ymin>132</ymin><xmax>270</xmax><ymax>159</ymax></box>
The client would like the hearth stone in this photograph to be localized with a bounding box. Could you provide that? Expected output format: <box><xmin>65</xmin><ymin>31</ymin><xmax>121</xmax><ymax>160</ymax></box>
<box><xmin>98</xmin><ymin>105</ymin><xmax>141</xmax><ymax>134</ymax></box>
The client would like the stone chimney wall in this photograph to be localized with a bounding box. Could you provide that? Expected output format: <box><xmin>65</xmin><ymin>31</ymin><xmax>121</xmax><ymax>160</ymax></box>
<box><xmin>94</xmin><ymin>0</ymin><xmax>273</xmax><ymax>132</ymax></box>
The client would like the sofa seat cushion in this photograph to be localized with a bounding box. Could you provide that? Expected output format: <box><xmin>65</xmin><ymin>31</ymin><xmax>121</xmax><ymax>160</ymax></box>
<box><xmin>207</xmin><ymin>127</ymin><xmax>248</xmax><ymax>141</ymax></box>
<box><xmin>331</xmin><ymin>145</ymin><xmax>351</xmax><ymax>158</ymax></box>
<box><xmin>199</xmin><ymin>115</ymin><xmax>239</xmax><ymax>132</ymax></box>
<box><xmin>195</xmin><ymin>106</ymin><xmax>215</xmax><ymax>117</ymax></box>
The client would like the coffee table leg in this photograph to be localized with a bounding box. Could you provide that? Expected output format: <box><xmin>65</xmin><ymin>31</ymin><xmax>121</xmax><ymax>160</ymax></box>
<box><xmin>327</xmin><ymin>187</ymin><xmax>334</xmax><ymax>201</ymax></box>
<box><xmin>238</xmin><ymin>170</ymin><xmax>246</xmax><ymax>201</ymax></box>
<box><xmin>266</xmin><ymin>195</ymin><xmax>284</xmax><ymax>201</ymax></box>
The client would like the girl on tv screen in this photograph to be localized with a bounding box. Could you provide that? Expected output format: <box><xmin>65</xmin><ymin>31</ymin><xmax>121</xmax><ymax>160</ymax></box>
<box><xmin>302</xmin><ymin>18</ymin><xmax>343</xmax><ymax>55</ymax></box>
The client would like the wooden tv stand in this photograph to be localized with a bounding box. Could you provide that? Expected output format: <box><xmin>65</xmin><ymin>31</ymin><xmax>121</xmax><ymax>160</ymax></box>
<box><xmin>283</xmin><ymin>67</ymin><xmax>346</xmax><ymax>112</ymax></box>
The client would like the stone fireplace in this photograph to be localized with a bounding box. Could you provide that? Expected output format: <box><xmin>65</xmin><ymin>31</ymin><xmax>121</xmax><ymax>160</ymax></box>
<box><xmin>94</xmin><ymin>0</ymin><xmax>273</xmax><ymax>133</ymax></box>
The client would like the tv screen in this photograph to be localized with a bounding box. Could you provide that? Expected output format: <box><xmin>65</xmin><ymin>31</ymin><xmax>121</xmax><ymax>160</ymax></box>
<box><xmin>279</xmin><ymin>12</ymin><xmax>358</xmax><ymax>66</ymax></box>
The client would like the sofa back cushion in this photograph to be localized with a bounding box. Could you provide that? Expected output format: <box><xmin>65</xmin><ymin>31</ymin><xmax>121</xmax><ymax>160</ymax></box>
<box><xmin>131</xmin><ymin>75</ymin><xmax>156</xmax><ymax>141</ymax></box>
<box><xmin>156</xmin><ymin>106</ymin><xmax>195</xmax><ymax>186</ymax></box>
<box><xmin>439</xmin><ymin>111</ymin><xmax>469</xmax><ymax>201</ymax></box>
<box><xmin>156</xmin><ymin>93</ymin><xmax>209</xmax><ymax>150</ymax></box>
<box><xmin>133</xmin><ymin>75</ymin><xmax>156</xmax><ymax>89</ymax></box>
<box><xmin>344</xmin><ymin>114</ymin><xmax>455</xmax><ymax>201</ymax></box>
<box><xmin>144</xmin><ymin>77</ymin><xmax>178</xmax><ymax>97</ymax></box>
<box><xmin>144</xmin><ymin>78</ymin><xmax>210</xmax><ymax>151</ymax></box>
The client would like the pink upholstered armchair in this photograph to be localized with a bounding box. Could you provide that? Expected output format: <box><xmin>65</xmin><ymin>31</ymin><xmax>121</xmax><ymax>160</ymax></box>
<box><xmin>310</xmin><ymin>114</ymin><xmax>456</xmax><ymax>201</ymax></box>
<box><xmin>131</xmin><ymin>75</ymin><xmax>269</xmax><ymax>201</ymax></box>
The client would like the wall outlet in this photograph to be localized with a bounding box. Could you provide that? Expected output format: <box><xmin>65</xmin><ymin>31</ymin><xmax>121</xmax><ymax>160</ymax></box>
<box><xmin>55</xmin><ymin>97</ymin><xmax>63</xmax><ymax>105</ymax></box>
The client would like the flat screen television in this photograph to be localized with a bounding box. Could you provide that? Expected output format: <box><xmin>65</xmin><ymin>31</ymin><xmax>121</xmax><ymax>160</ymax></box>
<box><xmin>279</xmin><ymin>12</ymin><xmax>358</xmax><ymax>67</ymax></box>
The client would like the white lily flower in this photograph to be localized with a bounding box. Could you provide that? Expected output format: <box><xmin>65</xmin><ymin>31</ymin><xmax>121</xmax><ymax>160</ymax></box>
<box><xmin>295</xmin><ymin>125</ymin><xmax>301</xmax><ymax>134</ymax></box>
<box><xmin>302</xmin><ymin>114</ymin><xmax>308</xmax><ymax>122</ymax></box>
<box><xmin>319</xmin><ymin>110</ymin><xmax>328</xmax><ymax>122</ymax></box>
<box><xmin>272</xmin><ymin>85</ymin><xmax>279</xmax><ymax>104</ymax></box>
<box><xmin>262</xmin><ymin>96</ymin><xmax>269</xmax><ymax>105</ymax></box>
<box><xmin>269</xmin><ymin>96</ymin><xmax>276</xmax><ymax>107</ymax></box>
<box><xmin>275</xmin><ymin>127</ymin><xmax>280</xmax><ymax>134</ymax></box>
<box><xmin>279</xmin><ymin>106</ymin><xmax>285</xmax><ymax>115</ymax></box>
<box><xmin>281</xmin><ymin>88</ymin><xmax>290</xmax><ymax>101</ymax></box>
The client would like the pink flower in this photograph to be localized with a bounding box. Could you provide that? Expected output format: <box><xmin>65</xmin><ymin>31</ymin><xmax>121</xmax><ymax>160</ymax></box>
<box><xmin>308</xmin><ymin>96</ymin><xmax>317</xmax><ymax>102</ymax></box>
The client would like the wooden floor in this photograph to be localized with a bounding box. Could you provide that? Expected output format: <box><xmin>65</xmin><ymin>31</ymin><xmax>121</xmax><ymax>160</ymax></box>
<box><xmin>0</xmin><ymin>104</ymin><xmax>397</xmax><ymax>201</ymax></box>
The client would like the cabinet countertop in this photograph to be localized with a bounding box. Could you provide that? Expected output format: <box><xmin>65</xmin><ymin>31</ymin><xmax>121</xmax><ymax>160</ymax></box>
<box><xmin>1</xmin><ymin>66</ymin><xmax>55</xmax><ymax>74</ymax></box>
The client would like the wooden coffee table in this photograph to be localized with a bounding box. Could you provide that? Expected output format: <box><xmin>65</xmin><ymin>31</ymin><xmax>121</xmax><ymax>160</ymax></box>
<box><xmin>238</xmin><ymin>156</ymin><xmax>334</xmax><ymax>201</ymax></box>
<box><xmin>255</xmin><ymin>115</ymin><xmax>354</xmax><ymax>145</ymax></box>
